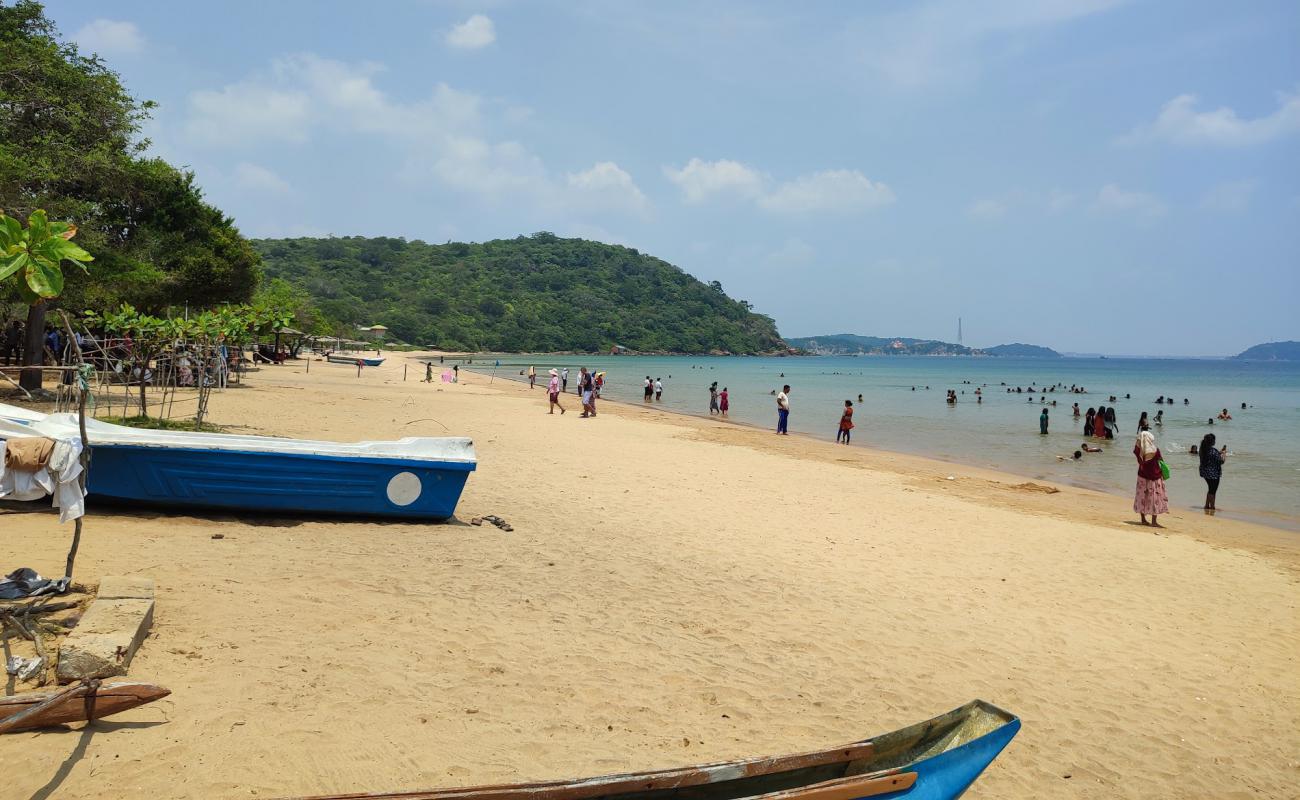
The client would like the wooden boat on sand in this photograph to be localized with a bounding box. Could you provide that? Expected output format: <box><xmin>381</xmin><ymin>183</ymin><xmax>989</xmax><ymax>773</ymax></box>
<box><xmin>326</xmin><ymin>353</ymin><xmax>385</xmax><ymax>367</ymax></box>
<box><xmin>0</xmin><ymin>680</ymin><xmax>170</xmax><ymax>733</ymax></box>
<box><xmin>287</xmin><ymin>700</ymin><xmax>1019</xmax><ymax>800</ymax></box>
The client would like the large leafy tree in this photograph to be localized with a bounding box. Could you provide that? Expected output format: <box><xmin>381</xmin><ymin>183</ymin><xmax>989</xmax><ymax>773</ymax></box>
<box><xmin>0</xmin><ymin>0</ymin><xmax>261</xmax><ymax>386</ymax></box>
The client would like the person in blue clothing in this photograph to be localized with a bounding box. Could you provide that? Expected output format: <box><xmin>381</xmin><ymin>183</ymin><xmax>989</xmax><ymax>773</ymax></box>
<box><xmin>1199</xmin><ymin>433</ymin><xmax>1226</xmax><ymax>513</ymax></box>
<box><xmin>776</xmin><ymin>385</ymin><xmax>790</xmax><ymax>435</ymax></box>
<box><xmin>1039</xmin><ymin>407</ymin><xmax>1049</xmax><ymax>435</ymax></box>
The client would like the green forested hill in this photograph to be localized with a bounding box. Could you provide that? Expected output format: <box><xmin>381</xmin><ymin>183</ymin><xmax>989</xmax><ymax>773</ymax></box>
<box><xmin>253</xmin><ymin>233</ymin><xmax>786</xmax><ymax>354</ymax></box>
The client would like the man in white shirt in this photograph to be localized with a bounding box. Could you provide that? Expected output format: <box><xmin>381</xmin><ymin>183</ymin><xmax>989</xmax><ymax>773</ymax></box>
<box><xmin>776</xmin><ymin>384</ymin><xmax>790</xmax><ymax>434</ymax></box>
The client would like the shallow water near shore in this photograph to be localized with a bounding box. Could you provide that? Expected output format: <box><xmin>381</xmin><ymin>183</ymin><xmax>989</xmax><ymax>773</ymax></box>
<box><xmin>464</xmin><ymin>354</ymin><xmax>1300</xmax><ymax>528</ymax></box>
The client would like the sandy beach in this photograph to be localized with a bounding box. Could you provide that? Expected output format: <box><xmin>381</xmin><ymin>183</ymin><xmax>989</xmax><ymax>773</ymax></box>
<box><xmin>2</xmin><ymin>353</ymin><xmax>1297</xmax><ymax>800</ymax></box>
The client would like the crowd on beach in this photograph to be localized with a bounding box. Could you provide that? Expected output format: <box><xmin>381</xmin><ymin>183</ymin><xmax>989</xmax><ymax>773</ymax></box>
<box><xmin>497</xmin><ymin>361</ymin><xmax>1249</xmax><ymax>525</ymax></box>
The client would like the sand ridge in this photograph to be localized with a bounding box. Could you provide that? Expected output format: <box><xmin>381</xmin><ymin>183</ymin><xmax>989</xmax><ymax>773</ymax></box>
<box><xmin>0</xmin><ymin>354</ymin><xmax>1296</xmax><ymax>799</ymax></box>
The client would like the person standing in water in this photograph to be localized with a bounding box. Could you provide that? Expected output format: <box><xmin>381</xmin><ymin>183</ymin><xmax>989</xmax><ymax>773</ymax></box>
<box><xmin>709</xmin><ymin>382</ymin><xmax>720</xmax><ymax>415</ymax></box>
<box><xmin>776</xmin><ymin>385</ymin><xmax>790</xmax><ymax>435</ymax></box>
<box><xmin>528</xmin><ymin>365</ymin><xmax>536</xmax><ymax>389</ymax></box>
<box><xmin>1199</xmin><ymin>433</ymin><xmax>1225</xmax><ymax>513</ymax></box>
<box><xmin>643</xmin><ymin>375</ymin><xmax>653</xmax><ymax>402</ymax></box>
<box><xmin>719</xmin><ymin>386</ymin><xmax>729</xmax><ymax>416</ymax></box>
<box><xmin>1137</xmin><ymin>411</ymin><xmax>1148</xmax><ymax>432</ymax></box>
<box><xmin>1039</xmin><ymin>407</ymin><xmax>1049</xmax><ymax>435</ymax></box>
<box><xmin>1133</xmin><ymin>426</ymin><xmax>1168</xmax><ymax>527</ymax></box>
<box><xmin>837</xmin><ymin>400</ymin><xmax>854</xmax><ymax>444</ymax></box>
<box><xmin>547</xmin><ymin>369</ymin><xmax>566</xmax><ymax>415</ymax></box>
<box><xmin>654</xmin><ymin>377</ymin><xmax>663</xmax><ymax>401</ymax></box>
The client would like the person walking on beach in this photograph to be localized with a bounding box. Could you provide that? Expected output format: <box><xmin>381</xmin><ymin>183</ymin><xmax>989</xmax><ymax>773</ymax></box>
<box><xmin>719</xmin><ymin>386</ymin><xmax>729</xmax><ymax>416</ymax></box>
<box><xmin>1039</xmin><ymin>407</ymin><xmax>1049</xmax><ymax>435</ymax></box>
<box><xmin>709</xmin><ymin>382</ymin><xmax>720</xmax><ymax>415</ymax></box>
<box><xmin>579</xmin><ymin>367</ymin><xmax>596</xmax><ymax>417</ymax></box>
<box><xmin>561</xmin><ymin>367</ymin><xmax>569</xmax><ymax>393</ymax></box>
<box><xmin>1133</xmin><ymin>426</ymin><xmax>1169</xmax><ymax>528</ymax></box>
<box><xmin>1199</xmin><ymin>433</ymin><xmax>1225</xmax><ymax>513</ymax></box>
<box><xmin>776</xmin><ymin>385</ymin><xmax>790</xmax><ymax>435</ymax></box>
<box><xmin>837</xmin><ymin>400</ymin><xmax>854</xmax><ymax>444</ymax></box>
<box><xmin>644</xmin><ymin>375</ymin><xmax>653</xmax><ymax>402</ymax></box>
<box><xmin>654</xmin><ymin>377</ymin><xmax>663</xmax><ymax>401</ymax></box>
<box><xmin>528</xmin><ymin>365</ymin><xmax>536</xmax><ymax>389</ymax></box>
<box><xmin>547</xmin><ymin>369</ymin><xmax>566</xmax><ymax>415</ymax></box>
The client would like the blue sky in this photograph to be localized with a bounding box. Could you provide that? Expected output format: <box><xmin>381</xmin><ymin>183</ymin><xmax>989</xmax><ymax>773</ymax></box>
<box><xmin>42</xmin><ymin>0</ymin><xmax>1300</xmax><ymax>356</ymax></box>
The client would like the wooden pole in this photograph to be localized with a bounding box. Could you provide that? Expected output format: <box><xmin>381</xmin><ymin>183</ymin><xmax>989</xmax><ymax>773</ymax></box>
<box><xmin>59</xmin><ymin>313</ymin><xmax>91</xmax><ymax>581</ymax></box>
<box><xmin>0</xmin><ymin>682</ymin><xmax>88</xmax><ymax>734</ymax></box>
<box><xmin>403</xmin><ymin>364</ymin><xmax>407</xmax><ymax>381</ymax></box>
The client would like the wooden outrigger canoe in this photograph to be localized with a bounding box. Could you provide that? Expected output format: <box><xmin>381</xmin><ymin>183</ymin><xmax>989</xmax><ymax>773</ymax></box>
<box><xmin>0</xmin><ymin>680</ymin><xmax>170</xmax><ymax>733</ymax></box>
<box><xmin>288</xmin><ymin>700</ymin><xmax>1019</xmax><ymax>800</ymax></box>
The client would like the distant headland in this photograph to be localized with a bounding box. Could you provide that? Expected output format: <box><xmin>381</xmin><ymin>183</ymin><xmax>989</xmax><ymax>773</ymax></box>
<box><xmin>786</xmin><ymin>334</ymin><xmax>1061</xmax><ymax>357</ymax></box>
<box><xmin>1233</xmin><ymin>341</ymin><xmax>1300</xmax><ymax>361</ymax></box>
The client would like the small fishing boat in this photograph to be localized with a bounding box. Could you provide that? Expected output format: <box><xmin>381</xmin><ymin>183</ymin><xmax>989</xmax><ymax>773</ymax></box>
<box><xmin>326</xmin><ymin>353</ymin><xmax>386</xmax><ymax>367</ymax></box>
<box><xmin>0</xmin><ymin>681</ymin><xmax>170</xmax><ymax>733</ymax></box>
<box><xmin>288</xmin><ymin>700</ymin><xmax>1019</xmax><ymax>800</ymax></box>
<box><xmin>0</xmin><ymin>405</ymin><xmax>476</xmax><ymax>520</ymax></box>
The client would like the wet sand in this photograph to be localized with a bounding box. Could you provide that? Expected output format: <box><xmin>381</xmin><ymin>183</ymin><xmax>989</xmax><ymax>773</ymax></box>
<box><xmin>1</xmin><ymin>353</ymin><xmax>1296</xmax><ymax>799</ymax></box>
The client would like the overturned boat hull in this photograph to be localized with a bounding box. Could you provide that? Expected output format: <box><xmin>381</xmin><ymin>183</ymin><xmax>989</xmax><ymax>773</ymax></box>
<box><xmin>0</xmin><ymin>405</ymin><xmax>476</xmax><ymax>520</ymax></box>
<box><xmin>326</xmin><ymin>354</ymin><xmax>386</xmax><ymax>367</ymax></box>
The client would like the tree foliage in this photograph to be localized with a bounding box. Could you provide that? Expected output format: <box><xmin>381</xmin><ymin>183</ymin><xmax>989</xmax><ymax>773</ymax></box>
<box><xmin>254</xmin><ymin>234</ymin><xmax>787</xmax><ymax>354</ymax></box>
<box><xmin>0</xmin><ymin>0</ymin><xmax>260</xmax><ymax>316</ymax></box>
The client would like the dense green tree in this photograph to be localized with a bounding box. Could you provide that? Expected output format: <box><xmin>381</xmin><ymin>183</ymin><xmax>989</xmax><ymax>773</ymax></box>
<box><xmin>1</xmin><ymin>0</ymin><xmax>260</xmax><ymax>384</ymax></box>
<box><xmin>254</xmin><ymin>234</ymin><xmax>787</xmax><ymax>354</ymax></box>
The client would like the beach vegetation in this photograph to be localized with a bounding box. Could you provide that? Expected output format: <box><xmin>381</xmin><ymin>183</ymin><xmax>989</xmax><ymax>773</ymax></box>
<box><xmin>1</xmin><ymin>1</ymin><xmax>261</xmax><ymax>386</ymax></box>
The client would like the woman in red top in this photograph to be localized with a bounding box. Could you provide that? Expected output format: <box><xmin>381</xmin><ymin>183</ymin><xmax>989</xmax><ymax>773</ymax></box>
<box><xmin>1093</xmin><ymin>405</ymin><xmax>1108</xmax><ymax>437</ymax></box>
<box><xmin>1132</xmin><ymin>427</ymin><xmax>1168</xmax><ymax>527</ymax></box>
<box><xmin>836</xmin><ymin>400</ymin><xmax>855</xmax><ymax>444</ymax></box>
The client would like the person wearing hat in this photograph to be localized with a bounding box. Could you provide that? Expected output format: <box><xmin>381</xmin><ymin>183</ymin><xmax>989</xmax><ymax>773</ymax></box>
<box><xmin>547</xmin><ymin>369</ymin><xmax>565</xmax><ymax>415</ymax></box>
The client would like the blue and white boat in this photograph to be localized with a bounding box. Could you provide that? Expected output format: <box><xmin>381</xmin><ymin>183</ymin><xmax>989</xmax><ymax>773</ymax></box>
<box><xmin>290</xmin><ymin>700</ymin><xmax>1020</xmax><ymax>800</ymax></box>
<box><xmin>0</xmin><ymin>404</ymin><xmax>475</xmax><ymax>520</ymax></box>
<box><xmin>325</xmin><ymin>353</ymin><xmax>385</xmax><ymax>367</ymax></box>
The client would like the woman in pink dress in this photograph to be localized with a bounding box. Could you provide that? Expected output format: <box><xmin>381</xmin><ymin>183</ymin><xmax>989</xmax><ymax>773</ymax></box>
<box><xmin>1132</xmin><ymin>427</ymin><xmax>1168</xmax><ymax>527</ymax></box>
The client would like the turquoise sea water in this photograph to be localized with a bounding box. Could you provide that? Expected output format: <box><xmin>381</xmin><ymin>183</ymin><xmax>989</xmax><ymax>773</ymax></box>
<box><xmin>467</xmin><ymin>355</ymin><xmax>1300</xmax><ymax>528</ymax></box>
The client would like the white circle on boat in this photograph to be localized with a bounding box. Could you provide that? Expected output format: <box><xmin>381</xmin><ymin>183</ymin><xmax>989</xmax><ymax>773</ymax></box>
<box><xmin>386</xmin><ymin>472</ymin><xmax>422</xmax><ymax>506</ymax></box>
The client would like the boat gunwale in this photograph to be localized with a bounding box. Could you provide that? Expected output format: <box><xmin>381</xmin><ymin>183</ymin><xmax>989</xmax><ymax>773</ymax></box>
<box><xmin>283</xmin><ymin>700</ymin><xmax>1017</xmax><ymax>800</ymax></box>
<box><xmin>85</xmin><ymin>442</ymin><xmax>479</xmax><ymax>470</ymax></box>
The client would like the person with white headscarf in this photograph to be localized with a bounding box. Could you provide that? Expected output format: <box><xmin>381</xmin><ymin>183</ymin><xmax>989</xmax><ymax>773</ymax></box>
<box><xmin>1132</xmin><ymin>424</ymin><xmax>1168</xmax><ymax>527</ymax></box>
<box><xmin>546</xmin><ymin>369</ymin><xmax>565</xmax><ymax>415</ymax></box>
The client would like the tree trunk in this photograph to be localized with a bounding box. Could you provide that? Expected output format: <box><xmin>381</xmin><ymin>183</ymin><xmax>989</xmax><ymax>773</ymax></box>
<box><xmin>18</xmin><ymin>303</ymin><xmax>46</xmax><ymax>391</ymax></box>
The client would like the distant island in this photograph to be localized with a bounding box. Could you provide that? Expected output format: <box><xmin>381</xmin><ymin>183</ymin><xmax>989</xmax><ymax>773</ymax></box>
<box><xmin>983</xmin><ymin>343</ymin><xmax>1062</xmax><ymax>358</ymax></box>
<box><xmin>1233</xmin><ymin>341</ymin><xmax>1300</xmax><ymax>361</ymax></box>
<box><xmin>254</xmin><ymin>233</ymin><xmax>787</xmax><ymax>354</ymax></box>
<box><xmin>787</xmin><ymin>334</ymin><xmax>1059</xmax><ymax>357</ymax></box>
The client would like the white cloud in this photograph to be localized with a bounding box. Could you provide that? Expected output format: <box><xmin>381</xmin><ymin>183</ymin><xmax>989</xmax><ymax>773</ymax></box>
<box><xmin>849</xmin><ymin>0</ymin><xmax>1127</xmax><ymax>89</ymax></box>
<box><xmin>1120</xmin><ymin>90</ymin><xmax>1300</xmax><ymax>147</ymax></box>
<box><xmin>1200</xmin><ymin>179</ymin><xmax>1257</xmax><ymax>212</ymax></box>
<box><xmin>664</xmin><ymin>158</ymin><xmax>764</xmax><ymax>203</ymax></box>
<box><xmin>73</xmin><ymin>19</ymin><xmax>144</xmax><ymax>56</ymax></box>
<box><xmin>445</xmin><ymin>15</ymin><xmax>496</xmax><ymax>49</ymax></box>
<box><xmin>759</xmin><ymin>170</ymin><xmax>894</xmax><ymax>213</ymax></box>
<box><xmin>966</xmin><ymin>197</ymin><xmax>1008</xmax><ymax>220</ymax></box>
<box><xmin>566</xmin><ymin>162</ymin><xmax>650</xmax><ymax>216</ymax></box>
<box><xmin>666</xmin><ymin>159</ymin><xmax>892</xmax><ymax>213</ymax></box>
<box><xmin>186</xmin><ymin>84</ymin><xmax>312</xmax><ymax>145</ymax></box>
<box><xmin>1093</xmin><ymin>184</ymin><xmax>1166</xmax><ymax>220</ymax></box>
<box><xmin>233</xmin><ymin>163</ymin><xmax>292</xmax><ymax>195</ymax></box>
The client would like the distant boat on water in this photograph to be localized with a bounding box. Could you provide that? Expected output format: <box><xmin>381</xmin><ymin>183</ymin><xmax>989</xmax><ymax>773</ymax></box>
<box><xmin>0</xmin><ymin>404</ymin><xmax>475</xmax><ymax>520</ymax></box>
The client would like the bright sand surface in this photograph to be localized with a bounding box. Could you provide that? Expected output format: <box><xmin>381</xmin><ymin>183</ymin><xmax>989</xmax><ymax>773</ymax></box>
<box><xmin>2</xmin><ymin>354</ymin><xmax>1297</xmax><ymax>799</ymax></box>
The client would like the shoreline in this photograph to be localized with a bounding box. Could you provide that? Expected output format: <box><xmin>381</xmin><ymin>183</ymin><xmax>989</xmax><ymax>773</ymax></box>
<box><xmin>3</xmin><ymin>353</ymin><xmax>1297</xmax><ymax>799</ymax></box>
<box><xmin>462</xmin><ymin>362</ymin><xmax>1300</xmax><ymax>535</ymax></box>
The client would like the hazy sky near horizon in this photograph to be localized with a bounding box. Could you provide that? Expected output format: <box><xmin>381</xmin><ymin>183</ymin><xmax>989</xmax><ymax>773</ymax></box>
<box><xmin>41</xmin><ymin>0</ymin><xmax>1300</xmax><ymax>356</ymax></box>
